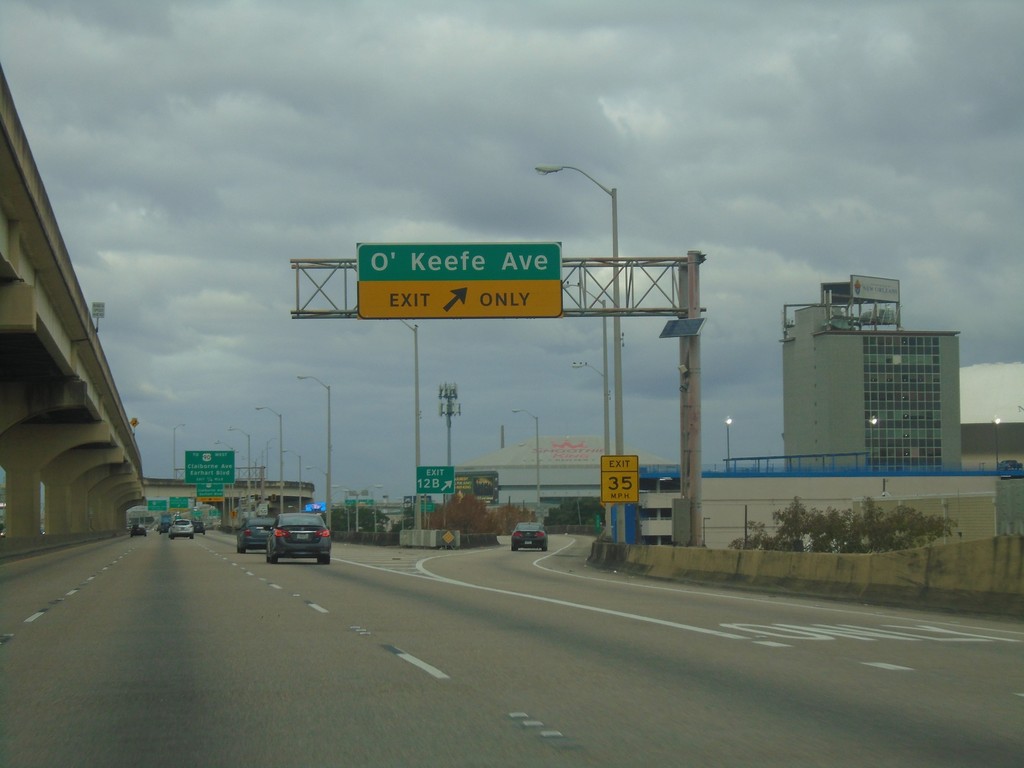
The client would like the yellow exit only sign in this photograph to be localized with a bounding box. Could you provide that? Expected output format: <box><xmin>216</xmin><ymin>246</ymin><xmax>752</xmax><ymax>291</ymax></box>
<box><xmin>600</xmin><ymin>454</ymin><xmax>639</xmax><ymax>503</ymax></box>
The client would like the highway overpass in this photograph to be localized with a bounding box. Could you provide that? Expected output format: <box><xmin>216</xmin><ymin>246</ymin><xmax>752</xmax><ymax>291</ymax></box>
<box><xmin>0</xmin><ymin>64</ymin><xmax>143</xmax><ymax>540</ymax></box>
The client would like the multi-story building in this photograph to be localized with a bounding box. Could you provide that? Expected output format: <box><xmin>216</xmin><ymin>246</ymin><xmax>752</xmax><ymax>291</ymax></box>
<box><xmin>782</xmin><ymin>275</ymin><xmax>961</xmax><ymax>471</ymax></box>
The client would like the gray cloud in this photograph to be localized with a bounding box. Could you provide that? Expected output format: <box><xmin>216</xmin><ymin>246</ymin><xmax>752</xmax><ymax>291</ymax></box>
<box><xmin>2</xmin><ymin>0</ymin><xmax>1020</xmax><ymax>495</ymax></box>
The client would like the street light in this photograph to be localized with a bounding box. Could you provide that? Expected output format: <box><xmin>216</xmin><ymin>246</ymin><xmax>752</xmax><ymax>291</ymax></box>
<box><xmin>512</xmin><ymin>409</ymin><xmax>541</xmax><ymax>520</ymax></box>
<box><xmin>401</xmin><ymin>320</ymin><xmax>422</xmax><ymax>528</ymax></box>
<box><xmin>537</xmin><ymin>164</ymin><xmax>624</xmax><ymax>455</ymax></box>
<box><xmin>725</xmin><ymin>417</ymin><xmax>733</xmax><ymax>469</ymax></box>
<box><xmin>994</xmin><ymin>417</ymin><xmax>1002</xmax><ymax>468</ymax></box>
<box><xmin>215</xmin><ymin>439</ymin><xmax>236</xmax><ymax>520</ymax></box>
<box><xmin>572</xmin><ymin>361</ymin><xmax>610</xmax><ymax>455</ymax></box>
<box><xmin>298</xmin><ymin>376</ymin><xmax>332</xmax><ymax>531</ymax></box>
<box><xmin>172</xmin><ymin>423</ymin><xmax>185</xmax><ymax>479</ymax></box>
<box><xmin>306</xmin><ymin>465</ymin><xmax>327</xmax><ymax>521</ymax></box>
<box><xmin>256</xmin><ymin>406</ymin><xmax>284</xmax><ymax>513</ymax></box>
<box><xmin>228</xmin><ymin>426</ymin><xmax>251</xmax><ymax>513</ymax></box>
<box><xmin>284</xmin><ymin>450</ymin><xmax>302</xmax><ymax>510</ymax></box>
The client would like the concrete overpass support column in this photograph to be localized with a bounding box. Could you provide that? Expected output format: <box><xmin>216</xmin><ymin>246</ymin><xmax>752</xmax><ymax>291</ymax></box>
<box><xmin>2</xmin><ymin>465</ymin><xmax>43</xmax><ymax>536</ymax></box>
<box><xmin>45</xmin><ymin>447</ymin><xmax>126</xmax><ymax>534</ymax></box>
<box><xmin>88</xmin><ymin>469</ymin><xmax>138</xmax><ymax>532</ymax></box>
<box><xmin>0</xmin><ymin>422</ymin><xmax>126</xmax><ymax>535</ymax></box>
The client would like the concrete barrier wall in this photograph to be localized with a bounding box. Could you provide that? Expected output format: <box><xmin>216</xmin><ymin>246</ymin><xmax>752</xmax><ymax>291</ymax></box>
<box><xmin>590</xmin><ymin>536</ymin><xmax>1024</xmax><ymax>617</ymax></box>
<box><xmin>0</xmin><ymin>531</ymin><xmax>121</xmax><ymax>561</ymax></box>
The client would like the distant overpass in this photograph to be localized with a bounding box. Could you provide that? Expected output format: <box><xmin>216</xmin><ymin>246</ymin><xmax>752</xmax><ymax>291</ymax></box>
<box><xmin>0</xmin><ymin>65</ymin><xmax>143</xmax><ymax>539</ymax></box>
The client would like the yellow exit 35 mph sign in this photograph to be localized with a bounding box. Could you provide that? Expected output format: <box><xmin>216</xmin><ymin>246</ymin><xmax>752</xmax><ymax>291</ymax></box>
<box><xmin>601</xmin><ymin>454</ymin><xmax>639</xmax><ymax>503</ymax></box>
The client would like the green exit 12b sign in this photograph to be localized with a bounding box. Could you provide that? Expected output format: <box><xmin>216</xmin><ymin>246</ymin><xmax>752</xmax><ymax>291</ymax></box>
<box><xmin>416</xmin><ymin>465</ymin><xmax>454</xmax><ymax>493</ymax></box>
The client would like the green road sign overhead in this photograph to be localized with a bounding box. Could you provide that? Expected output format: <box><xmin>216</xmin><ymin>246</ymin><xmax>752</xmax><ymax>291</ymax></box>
<box><xmin>194</xmin><ymin>482</ymin><xmax>224</xmax><ymax>498</ymax></box>
<box><xmin>185</xmin><ymin>450</ymin><xmax>235</xmax><ymax>483</ymax></box>
<box><xmin>357</xmin><ymin>243</ymin><xmax>561</xmax><ymax>282</ymax></box>
<box><xmin>417</xmin><ymin>465</ymin><xmax>454</xmax><ymax>494</ymax></box>
<box><xmin>147</xmin><ymin>499</ymin><xmax>168</xmax><ymax>512</ymax></box>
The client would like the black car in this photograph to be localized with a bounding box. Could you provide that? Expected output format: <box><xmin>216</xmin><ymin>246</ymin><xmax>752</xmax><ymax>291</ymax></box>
<box><xmin>236</xmin><ymin>516</ymin><xmax>275</xmax><ymax>553</ymax></box>
<box><xmin>510</xmin><ymin>522</ymin><xmax>547</xmax><ymax>551</ymax></box>
<box><xmin>266</xmin><ymin>513</ymin><xmax>332</xmax><ymax>565</ymax></box>
<box><xmin>192</xmin><ymin>520</ymin><xmax>206</xmax><ymax>535</ymax></box>
<box><xmin>129</xmin><ymin>523</ymin><xmax>147</xmax><ymax>537</ymax></box>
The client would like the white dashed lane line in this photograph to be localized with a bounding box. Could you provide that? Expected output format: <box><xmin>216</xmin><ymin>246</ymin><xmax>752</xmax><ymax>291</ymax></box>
<box><xmin>862</xmin><ymin>662</ymin><xmax>914</xmax><ymax>671</ymax></box>
<box><xmin>383</xmin><ymin>645</ymin><xmax>450</xmax><ymax>679</ymax></box>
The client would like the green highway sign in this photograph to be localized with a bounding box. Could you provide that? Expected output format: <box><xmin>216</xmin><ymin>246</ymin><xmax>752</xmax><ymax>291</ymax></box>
<box><xmin>169</xmin><ymin>497</ymin><xmax>190</xmax><ymax>510</ymax></box>
<box><xmin>147</xmin><ymin>499</ymin><xmax>168</xmax><ymax>512</ymax></box>
<box><xmin>416</xmin><ymin>465</ymin><xmax>455</xmax><ymax>494</ymax></box>
<box><xmin>357</xmin><ymin>243</ymin><xmax>563</xmax><ymax>319</ymax></box>
<box><xmin>358</xmin><ymin>243</ymin><xmax>561</xmax><ymax>282</ymax></box>
<box><xmin>195</xmin><ymin>482</ymin><xmax>224</xmax><ymax>499</ymax></box>
<box><xmin>185</xmin><ymin>450</ymin><xmax>235</xmax><ymax>484</ymax></box>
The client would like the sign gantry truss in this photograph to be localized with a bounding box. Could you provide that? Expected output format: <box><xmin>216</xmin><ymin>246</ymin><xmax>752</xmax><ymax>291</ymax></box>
<box><xmin>291</xmin><ymin>256</ymin><xmax>695</xmax><ymax>319</ymax></box>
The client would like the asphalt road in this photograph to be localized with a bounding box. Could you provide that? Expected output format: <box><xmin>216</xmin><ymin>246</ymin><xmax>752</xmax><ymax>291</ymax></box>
<box><xmin>1</xmin><ymin>532</ymin><xmax>1021</xmax><ymax>767</ymax></box>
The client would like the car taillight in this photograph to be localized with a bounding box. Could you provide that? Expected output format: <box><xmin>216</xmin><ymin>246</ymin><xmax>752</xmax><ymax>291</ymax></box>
<box><xmin>243</xmin><ymin>529</ymin><xmax>252</xmax><ymax>536</ymax></box>
<box><xmin>316</xmin><ymin>529</ymin><xmax>330</xmax><ymax>538</ymax></box>
<box><xmin>512</xmin><ymin>531</ymin><xmax>522</xmax><ymax>538</ymax></box>
<box><xmin>535</xmin><ymin>531</ymin><xmax>546</xmax><ymax>538</ymax></box>
<box><xmin>274</xmin><ymin>528</ymin><xmax>288</xmax><ymax>538</ymax></box>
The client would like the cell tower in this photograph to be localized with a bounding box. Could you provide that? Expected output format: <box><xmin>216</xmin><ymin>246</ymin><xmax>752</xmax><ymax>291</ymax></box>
<box><xmin>438</xmin><ymin>383</ymin><xmax>461</xmax><ymax>465</ymax></box>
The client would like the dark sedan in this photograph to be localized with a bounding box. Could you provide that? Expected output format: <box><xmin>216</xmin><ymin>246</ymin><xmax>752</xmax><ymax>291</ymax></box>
<box><xmin>193</xmin><ymin>520</ymin><xmax>206</xmax><ymax>535</ymax></box>
<box><xmin>129</xmin><ymin>523</ymin><xmax>147</xmax><ymax>537</ymax></box>
<box><xmin>266</xmin><ymin>513</ymin><xmax>332</xmax><ymax>565</ymax></box>
<box><xmin>236</xmin><ymin>516</ymin><xmax>275</xmax><ymax>553</ymax></box>
<box><xmin>510</xmin><ymin>522</ymin><xmax>547</xmax><ymax>551</ymax></box>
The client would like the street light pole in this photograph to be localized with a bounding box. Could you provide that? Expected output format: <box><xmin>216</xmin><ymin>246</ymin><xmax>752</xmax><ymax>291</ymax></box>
<box><xmin>228</xmin><ymin>426</ymin><xmax>251</xmax><ymax>514</ymax></box>
<box><xmin>401</xmin><ymin>321</ymin><xmax>423</xmax><ymax>529</ymax></box>
<box><xmin>285</xmin><ymin>450</ymin><xmax>302</xmax><ymax>510</ymax></box>
<box><xmin>994</xmin><ymin>417</ymin><xmax>1001</xmax><ymax>467</ymax></box>
<box><xmin>256</xmin><ymin>406</ymin><xmax>284</xmax><ymax>513</ymax></box>
<box><xmin>512</xmin><ymin>409</ymin><xmax>541</xmax><ymax>520</ymax></box>
<box><xmin>537</xmin><ymin>164</ymin><xmax>623</xmax><ymax>455</ymax></box>
<box><xmin>172</xmin><ymin>423</ymin><xmax>185</xmax><ymax>479</ymax></box>
<box><xmin>215</xmin><ymin>439</ymin><xmax>236</xmax><ymax>522</ymax></box>
<box><xmin>299</xmin><ymin>376</ymin><xmax>332</xmax><ymax>531</ymax></box>
<box><xmin>571</xmin><ymin>361</ymin><xmax>610</xmax><ymax>455</ymax></box>
<box><xmin>725</xmin><ymin>417</ymin><xmax>732</xmax><ymax>470</ymax></box>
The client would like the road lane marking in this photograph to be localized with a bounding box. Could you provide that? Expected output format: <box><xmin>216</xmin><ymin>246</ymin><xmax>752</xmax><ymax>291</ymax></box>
<box><xmin>24</xmin><ymin>611</ymin><xmax>46</xmax><ymax>623</ymax></box>
<box><xmin>306</xmin><ymin>601</ymin><xmax>328</xmax><ymax>613</ymax></box>
<box><xmin>862</xmin><ymin>662</ymin><xmax>913</xmax><ymax>671</ymax></box>
<box><xmin>721</xmin><ymin>623</ymin><xmax>1021</xmax><ymax>644</ymax></box>
<box><xmin>883</xmin><ymin>624</ymin><xmax>1019</xmax><ymax>642</ymax></box>
<box><xmin>414</xmin><ymin>563</ymin><xmax>746</xmax><ymax>640</ymax></box>
<box><xmin>383</xmin><ymin>645</ymin><xmax>450</xmax><ymax>679</ymax></box>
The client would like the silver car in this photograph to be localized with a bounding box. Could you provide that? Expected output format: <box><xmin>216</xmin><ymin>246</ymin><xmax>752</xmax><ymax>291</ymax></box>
<box><xmin>168</xmin><ymin>518</ymin><xmax>194</xmax><ymax>540</ymax></box>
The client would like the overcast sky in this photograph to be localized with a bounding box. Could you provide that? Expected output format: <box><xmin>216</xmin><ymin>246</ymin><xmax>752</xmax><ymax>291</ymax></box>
<box><xmin>3</xmin><ymin>0</ymin><xmax>1022</xmax><ymax>501</ymax></box>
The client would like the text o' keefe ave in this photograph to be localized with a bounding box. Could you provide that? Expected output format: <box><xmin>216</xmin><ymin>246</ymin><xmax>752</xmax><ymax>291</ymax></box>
<box><xmin>357</xmin><ymin>242</ymin><xmax>562</xmax><ymax>319</ymax></box>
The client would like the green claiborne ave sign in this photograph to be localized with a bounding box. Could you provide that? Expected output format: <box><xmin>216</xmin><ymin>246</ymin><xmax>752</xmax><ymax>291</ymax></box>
<box><xmin>184</xmin><ymin>450</ymin><xmax>235</xmax><ymax>484</ymax></box>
